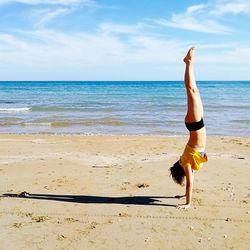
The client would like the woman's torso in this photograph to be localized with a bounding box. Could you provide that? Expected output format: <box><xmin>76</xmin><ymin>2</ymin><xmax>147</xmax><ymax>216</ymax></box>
<box><xmin>187</xmin><ymin>127</ymin><xmax>206</xmax><ymax>151</ymax></box>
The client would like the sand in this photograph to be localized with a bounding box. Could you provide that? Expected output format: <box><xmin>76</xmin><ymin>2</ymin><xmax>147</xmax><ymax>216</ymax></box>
<box><xmin>0</xmin><ymin>134</ymin><xmax>249</xmax><ymax>250</ymax></box>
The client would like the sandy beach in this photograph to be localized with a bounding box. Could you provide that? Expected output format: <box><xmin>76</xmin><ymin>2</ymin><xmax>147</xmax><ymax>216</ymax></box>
<box><xmin>0</xmin><ymin>134</ymin><xmax>249</xmax><ymax>250</ymax></box>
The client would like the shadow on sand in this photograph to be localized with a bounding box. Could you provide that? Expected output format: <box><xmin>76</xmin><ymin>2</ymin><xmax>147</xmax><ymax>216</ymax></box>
<box><xmin>2</xmin><ymin>193</ymin><xmax>178</xmax><ymax>207</ymax></box>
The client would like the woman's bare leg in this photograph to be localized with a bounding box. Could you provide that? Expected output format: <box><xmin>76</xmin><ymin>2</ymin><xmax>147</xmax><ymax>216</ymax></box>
<box><xmin>184</xmin><ymin>47</ymin><xmax>204</xmax><ymax>123</ymax></box>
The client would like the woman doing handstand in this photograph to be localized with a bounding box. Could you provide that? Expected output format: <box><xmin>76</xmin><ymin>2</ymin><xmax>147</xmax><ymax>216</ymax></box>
<box><xmin>170</xmin><ymin>47</ymin><xmax>208</xmax><ymax>210</ymax></box>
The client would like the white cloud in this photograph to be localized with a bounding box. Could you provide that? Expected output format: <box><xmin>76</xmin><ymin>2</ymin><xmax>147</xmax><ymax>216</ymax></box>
<box><xmin>155</xmin><ymin>16</ymin><xmax>232</xmax><ymax>34</ymax></box>
<box><xmin>153</xmin><ymin>1</ymin><xmax>238</xmax><ymax>34</ymax></box>
<box><xmin>0</xmin><ymin>29</ymin><xmax>250</xmax><ymax>80</ymax></box>
<box><xmin>0</xmin><ymin>29</ymin><xmax>185</xmax><ymax>69</ymax></box>
<box><xmin>33</xmin><ymin>7</ymin><xmax>73</xmax><ymax>28</ymax></box>
<box><xmin>127</xmin><ymin>36</ymin><xmax>184</xmax><ymax>63</ymax></box>
<box><xmin>186</xmin><ymin>4</ymin><xmax>207</xmax><ymax>15</ymax></box>
<box><xmin>211</xmin><ymin>0</ymin><xmax>250</xmax><ymax>15</ymax></box>
<box><xmin>0</xmin><ymin>0</ymin><xmax>100</xmax><ymax>29</ymax></box>
<box><xmin>0</xmin><ymin>33</ymin><xmax>29</xmax><ymax>50</ymax></box>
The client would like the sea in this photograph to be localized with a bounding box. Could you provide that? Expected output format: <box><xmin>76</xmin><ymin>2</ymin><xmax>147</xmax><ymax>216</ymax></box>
<box><xmin>0</xmin><ymin>81</ymin><xmax>249</xmax><ymax>137</ymax></box>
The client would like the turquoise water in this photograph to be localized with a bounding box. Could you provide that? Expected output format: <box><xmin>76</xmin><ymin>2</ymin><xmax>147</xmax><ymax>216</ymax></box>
<box><xmin>0</xmin><ymin>81</ymin><xmax>249</xmax><ymax>136</ymax></box>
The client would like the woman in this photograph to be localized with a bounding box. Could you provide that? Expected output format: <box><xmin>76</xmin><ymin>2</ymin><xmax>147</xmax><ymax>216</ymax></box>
<box><xmin>170</xmin><ymin>47</ymin><xmax>208</xmax><ymax>210</ymax></box>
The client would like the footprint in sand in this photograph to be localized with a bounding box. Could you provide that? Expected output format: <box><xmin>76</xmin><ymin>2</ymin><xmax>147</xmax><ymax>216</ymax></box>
<box><xmin>13</xmin><ymin>222</ymin><xmax>22</xmax><ymax>228</ymax></box>
<box><xmin>232</xmin><ymin>155</ymin><xmax>245</xmax><ymax>160</ymax></box>
<box><xmin>64</xmin><ymin>217</ymin><xmax>79</xmax><ymax>223</ymax></box>
<box><xmin>57</xmin><ymin>235</ymin><xmax>67</xmax><ymax>241</ymax></box>
<box><xmin>192</xmin><ymin>197</ymin><xmax>202</xmax><ymax>205</ymax></box>
<box><xmin>88</xmin><ymin>221</ymin><xmax>98</xmax><ymax>230</ymax></box>
<box><xmin>118</xmin><ymin>212</ymin><xmax>130</xmax><ymax>218</ymax></box>
<box><xmin>240</xmin><ymin>200</ymin><xmax>248</xmax><ymax>205</ymax></box>
<box><xmin>32</xmin><ymin>216</ymin><xmax>49</xmax><ymax>223</ymax></box>
<box><xmin>136</xmin><ymin>183</ymin><xmax>150</xmax><ymax>188</ymax></box>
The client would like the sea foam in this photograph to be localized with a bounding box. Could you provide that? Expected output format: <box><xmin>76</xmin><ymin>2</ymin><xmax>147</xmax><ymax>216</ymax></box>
<box><xmin>0</xmin><ymin>107</ymin><xmax>31</xmax><ymax>113</ymax></box>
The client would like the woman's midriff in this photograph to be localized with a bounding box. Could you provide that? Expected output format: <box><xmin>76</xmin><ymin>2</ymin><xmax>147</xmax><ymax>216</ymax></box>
<box><xmin>187</xmin><ymin>127</ymin><xmax>206</xmax><ymax>151</ymax></box>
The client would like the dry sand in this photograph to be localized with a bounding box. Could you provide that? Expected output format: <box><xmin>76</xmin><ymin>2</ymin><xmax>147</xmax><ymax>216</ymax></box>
<box><xmin>0</xmin><ymin>134</ymin><xmax>249</xmax><ymax>250</ymax></box>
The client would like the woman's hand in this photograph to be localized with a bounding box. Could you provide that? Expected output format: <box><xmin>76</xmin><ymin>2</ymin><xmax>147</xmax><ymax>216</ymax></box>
<box><xmin>176</xmin><ymin>204</ymin><xmax>191</xmax><ymax>210</ymax></box>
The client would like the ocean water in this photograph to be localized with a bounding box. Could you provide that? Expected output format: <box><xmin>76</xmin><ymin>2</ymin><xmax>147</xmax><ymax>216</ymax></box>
<box><xmin>0</xmin><ymin>81</ymin><xmax>249</xmax><ymax>136</ymax></box>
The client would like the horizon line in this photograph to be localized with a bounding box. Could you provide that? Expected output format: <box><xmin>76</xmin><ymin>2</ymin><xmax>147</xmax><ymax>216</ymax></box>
<box><xmin>0</xmin><ymin>80</ymin><xmax>250</xmax><ymax>82</ymax></box>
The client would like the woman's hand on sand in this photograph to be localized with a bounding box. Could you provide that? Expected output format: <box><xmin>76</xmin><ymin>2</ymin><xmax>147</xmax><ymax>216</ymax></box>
<box><xmin>176</xmin><ymin>204</ymin><xmax>191</xmax><ymax>210</ymax></box>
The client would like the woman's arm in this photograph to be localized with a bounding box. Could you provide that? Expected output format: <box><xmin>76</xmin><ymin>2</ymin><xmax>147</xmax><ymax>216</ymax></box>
<box><xmin>176</xmin><ymin>165</ymin><xmax>194</xmax><ymax>210</ymax></box>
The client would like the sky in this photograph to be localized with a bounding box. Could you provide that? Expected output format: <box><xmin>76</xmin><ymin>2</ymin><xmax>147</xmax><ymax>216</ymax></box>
<box><xmin>0</xmin><ymin>0</ymin><xmax>250</xmax><ymax>81</ymax></box>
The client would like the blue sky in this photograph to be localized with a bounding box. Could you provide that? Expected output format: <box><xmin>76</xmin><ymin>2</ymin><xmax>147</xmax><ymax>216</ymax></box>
<box><xmin>0</xmin><ymin>0</ymin><xmax>249</xmax><ymax>80</ymax></box>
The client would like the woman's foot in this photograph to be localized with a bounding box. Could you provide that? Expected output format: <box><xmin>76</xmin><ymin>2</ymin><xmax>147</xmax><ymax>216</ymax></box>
<box><xmin>184</xmin><ymin>47</ymin><xmax>195</xmax><ymax>64</ymax></box>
